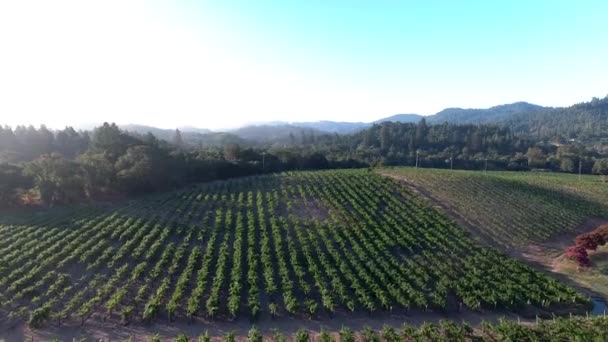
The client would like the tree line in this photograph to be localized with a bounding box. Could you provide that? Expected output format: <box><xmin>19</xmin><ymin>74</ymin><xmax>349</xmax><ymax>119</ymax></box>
<box><xmin>0</xmin><ymin>123</ymin><xmax>355</xmax><ymax>207</ymax></box>
<box><xmin>1</xmin><ymin>117</ymin><xmax>607</xmax><ymax>207</ymax></box>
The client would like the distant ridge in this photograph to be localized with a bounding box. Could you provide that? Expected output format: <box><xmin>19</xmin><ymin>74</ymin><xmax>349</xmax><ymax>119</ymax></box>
<box><xmin>256</xmin><ymin>102</ymin><xmax>547</xmax><ymax>133</ymax></box>
<box><xmin>374</xmin><ymin>114</ymin><xmax>423</xmax><ymax>124</ymax></box>
<box><xmin>428</xmin><ymin>102</ymin><xmax>546</xmax><ymax>124</ymax></box>
<box><xmin>106</xmin><ymin>101</ymin><xmax>565</xmax><ymax>139</ymax></box>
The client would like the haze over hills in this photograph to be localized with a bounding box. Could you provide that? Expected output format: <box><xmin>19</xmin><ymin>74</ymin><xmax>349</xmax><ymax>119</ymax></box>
<box><xmin>429</xmin><ymin>102</ymin><xmax>547</xmax><ymax>125</ymax></box>
<box><xmin>375</xmin><ymin>114</ymin><xmax>424</xmax><ymax>124</ymax></box>
<box><xmin>104</xmin><ymin>98</ymin><xmax>607</xmax><ymax>143</ymax></box>
<box><xmin>120</xmin><ymin>124</ymin><xmax>244</xmax><ymax>147</ymax></box>
<box><xmin>229</xmin><ymin>101</ymin><xmax>548</xmax><ymax>134</ymax></box>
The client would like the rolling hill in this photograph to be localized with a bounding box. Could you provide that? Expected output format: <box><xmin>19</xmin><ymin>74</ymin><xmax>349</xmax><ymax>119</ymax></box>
<box><xmin>100</xmin><ymin>97</ymin><xmax>607</xmax><ymax>143</ymax></box>
<box><xmin>0</xmin><ymin>170</ymin><xmax>588</xmax><ymax>330</ymax></box>
<box><xmin>380</xmin><ymin>167</ymin><xmax>608</xmax><ymax>248</ymax></box>
<box><xmin>427</xmin><ymin>102</ymin><xmax>546</xmax><ymax>124</ymax></box>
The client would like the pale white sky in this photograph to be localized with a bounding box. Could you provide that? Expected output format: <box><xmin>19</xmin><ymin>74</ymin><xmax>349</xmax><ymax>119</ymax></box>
<box><xmin>1</xmin><ymin>1</ymin><xmax>606</xmax><ymax>130</ymax></box>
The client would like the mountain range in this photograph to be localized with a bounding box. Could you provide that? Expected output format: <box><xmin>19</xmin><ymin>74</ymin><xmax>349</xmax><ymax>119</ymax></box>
<box><xmin>223</xmin><ymin>102</ymin><xmax>548</xmax><ymax>135</ymax></box>
<box><xmin>115</xmin><ymin>97</ymin><xmax>608</xmax><ymax>143</ymax></box>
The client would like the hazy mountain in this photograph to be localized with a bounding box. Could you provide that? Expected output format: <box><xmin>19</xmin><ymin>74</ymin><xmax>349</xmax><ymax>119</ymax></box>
<box><xmin>232</xmin><ymin>125</ymin><xmax>327</xmax><ymax>144</ymax></box>
<box><xmin>428</xmin><ymin>102</ymin><xmax>546</xmax><ymax>124</ymax></box>
<box><xmin>505</xmin><ymin>96</ymin><xmax>608</xmax><ymax>140</ymax></box>
<box><xmin>374</xmin><ymin>114</ymin><xmax>423</xmax><ymax>123</ymax></box>
<box><xmin>113</xmin><ymin>101</ymin><xmax>563</xmax><ymax>144</ymax></box>
<box><xmin>119</xmin><ymin>124</ymin><xmax>178</xmax><ymax>140</ymax></box>
<box><xmin>241</xmin><ymin>120</ymin><xmax>368</xmax><ymax>134</ymax></box>
<box><xmin>290</xmin><ymin>121</ymin><xmax>369</xmax><ymax>133</ymax></box>
<box><xmin>120</xmin><ymin>124</ymin><xmax>243</xmax><ymax>146</ymax></box>
<box><xmin>178</xmin><ymin>126</ymin><xmax>211</xmax><ymax>134</ymax></box>
<box><xmin>249</xmin><ymin>103</ymin><xmax>546</xmax><ymax>133</ymax></box>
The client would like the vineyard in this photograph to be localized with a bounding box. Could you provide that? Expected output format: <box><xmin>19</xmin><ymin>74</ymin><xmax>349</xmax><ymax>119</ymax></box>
<box><xmin>381</xmin><ymin>168</ymin><xmax>608</xmax><ymax>248</ymax></box>
<box><xmin>0</xmin><ymin>170</ymin><xmax>590</xmax><ymax>328</ymax></box>
<box><xmin>14</xmin><ymin>315</ymin><xmax>608</xmax><ymax>341</ymax></box>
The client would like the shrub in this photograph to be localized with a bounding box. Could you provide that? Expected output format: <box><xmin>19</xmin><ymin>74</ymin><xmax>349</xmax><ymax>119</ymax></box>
<box><xmin>565</xmin><ymin>246</ymin><xmax>591</xmax><ymax>267</ymax></box>
<box><xmin>381</xmin><ymin>325</ymin><xmax>399</xmax><ymax>342</ymax></box>
<box><xmin>339</xmin><ymin>326</ymin><xmax>355</xmax><ymax>342</ymax></box>
<box><xmin>248</xmin><ymin>326</ymin><xmax>262</xmax><ymax>342</ymax></box>
<box><xmin>361</xmin><ymin>326</ymin><xmax>379</xmax><ymax>342</ymax></box>
<box><xmin>295</xmin><ymin>329</ymin><xmax>309</xmax><ymax>342</ymax></box>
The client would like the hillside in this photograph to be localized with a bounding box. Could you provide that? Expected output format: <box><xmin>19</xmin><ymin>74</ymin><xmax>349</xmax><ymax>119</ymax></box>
<box><xmin>280</xmin><ymin>121</ymin><xmax>368</xmax><ymax>134</ymax></box>
<box><xmin>428</xmin><ymin>102</ymin><xmax>546</xmax><ymax>125</ymax></box>
<box><xmin>380</xmin><ymin>168</ymin><xmax>608</xmax><ymax>248</ymax></box>
<box><xmin>232</xmin><ymin>125</ymin><xmax>328</xmax><ymax>143</ymax></box>
<box><xmin>237</xmin><ymin>102</ymin><xmax>545</xmax><ymax>134</ymax></box>
<box><xmin>380</xmin><ymin>167</ymin><xmax>608</xmax><ymax>305</ymax></box>
<box><xmin>506</xmin><ymin>96</ymin><xmax>608</xmax><ymax>140</ymax></box>
<box><xmin>0</xmin><ymin>170</ymin><xmax>588</xmax><ymax>330</ymax></box>
<box><xmin>112</xmin><ymin>97</ymin><xmax>607</xmax><ymax>144</ymax></box>
<box><xmin>121</xmin><ymin>124</ymin><xmax>244</xmax><ymax>147</ymax></box>
<box><xmin>374</xmin><ymin>114</ymin><xmax>423</xmax><ymax>124</ymax></box>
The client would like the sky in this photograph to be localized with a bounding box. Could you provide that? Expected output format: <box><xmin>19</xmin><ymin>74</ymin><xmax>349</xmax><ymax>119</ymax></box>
<box><xmin>0</xmin><ymin>0</ymin><xmax>607</xmax><ymax>130</ymax></box>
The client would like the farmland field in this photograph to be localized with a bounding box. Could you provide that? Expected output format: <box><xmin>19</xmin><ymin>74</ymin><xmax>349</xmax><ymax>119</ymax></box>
<box><xmin>0</xmin><ymin>170</ymin><xmax>590</xmax><ymax>330</ymax></box>
<box><xmin>380</xmin><ymin>168</ymin><xmax>608</xmax><ymax>249</ymax></box>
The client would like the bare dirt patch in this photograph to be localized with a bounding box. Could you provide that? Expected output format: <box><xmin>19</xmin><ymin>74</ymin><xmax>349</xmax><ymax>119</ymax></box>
<box><xmin>286</xmin><ymin>199</ymin><xmax>329</xmax><ymax>222</ymax></box>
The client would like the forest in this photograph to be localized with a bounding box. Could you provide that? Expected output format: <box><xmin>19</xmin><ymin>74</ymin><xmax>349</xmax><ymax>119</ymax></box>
<box><xmin>0</xmin><ymin>97</ymin><xmax>607</xmax><ymax>207</ymax></box>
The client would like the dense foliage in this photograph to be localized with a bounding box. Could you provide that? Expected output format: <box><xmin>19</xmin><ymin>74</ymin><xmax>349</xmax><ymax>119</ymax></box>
<box><xmin>507</xmin><ymin>96</ymin><xmax>608</xmax><ymax>141</ymax></box>
<box><xmin>0</xmin><ymin>123</ymin><xmax>343</xmax><ymax>207</ymax></box>
<box><xmin>0</xmin><ymin>170</ymin><xmax>589</xmax><ymax>327</ymax></box>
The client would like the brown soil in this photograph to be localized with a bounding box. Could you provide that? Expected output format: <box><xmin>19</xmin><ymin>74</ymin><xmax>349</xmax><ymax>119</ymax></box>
<box><xmin>524</xmin><ymin>217</ymin><xmax>608</xmax><ymax>271</ymax></box>
<box><xmin>287</xmin><ymin>200</ymin><xmax>329</xmax><ymax>222</ymax></box>
<box><xmin>2</xmin><ymin>308</ymin><xmax>529</xmax><ymax>341</ymax></box>
<box><xmin>1</xmin><ymin>172</ymin><xmax>602</xmax><ymax>340</ymax></box>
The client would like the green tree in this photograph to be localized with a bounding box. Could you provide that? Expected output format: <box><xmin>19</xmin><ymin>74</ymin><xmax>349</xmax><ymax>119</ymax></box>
<box><xmin>78</xmin><ymin>151</ymin><xmax>116</xmax><ymax>197</ymax></box>
<box><xmin>592</xmin><ymin>158</ymin><xmax>608</xmax><ymax>175</ymax></box>
<box><xmin>115</xmin><ymin>145</ymin><xmax>169</xmax><ymax>193</ymax></box>
<box><xmin>92</xmin><ymin>122</ymin><xmax>134</xmax><ymax>159</ymax></box>
<box><xmin>24</xmin><ymin>153</ymin><xmax>84</xmax><ymax>205</ymax></box>
<box><xmin>525</xmin><ymin>147</ymin><xmax>545</xmax><ymax>168</ymax></box>
<box><xmin>559</xmin><ymin>157</ymin><xmax>576</xmax><ymax>173</ymax></box>
<box><xmin>173</xmin><ymin>129</ymin><xmax>184</xmax><ymax>148</ymax></box>
<box><xmin>0</xmin><ymin>163</ymin><xmax>31</xmax><ymax>206</ymax></box>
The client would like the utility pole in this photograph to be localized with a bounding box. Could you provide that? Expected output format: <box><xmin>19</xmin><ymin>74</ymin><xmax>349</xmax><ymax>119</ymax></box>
<box><xmin>415</xmin><ymin>151</ymin><xmax>419</xmax><ymax>169</ymax></box>
<box><xmin>450</xmin><ymin>152</ymin><xmax>453</xmax><ymax>170</ymax></box>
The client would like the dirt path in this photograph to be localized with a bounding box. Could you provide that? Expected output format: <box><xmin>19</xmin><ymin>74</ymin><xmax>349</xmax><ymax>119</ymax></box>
<box><xmin>523</xmin><ymin>217</ymin><xmax>608</xmax><ymax>270</ymax></box>
<box><xmin>2</xmin><ymin>308</ymin><xmax>530</xmax><ymax>341</ymax></box>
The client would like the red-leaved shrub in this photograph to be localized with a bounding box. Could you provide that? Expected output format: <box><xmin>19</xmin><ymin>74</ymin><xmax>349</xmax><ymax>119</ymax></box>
<box><xmin>575</xmin><ymin>234</ymin><xmax>598</xmax><ymax>251</ymax></box>
<box><xmin>565</xmin><ymin>246</ymin><xmax>590</xmax><ymax>267</ymax></box>
<box><xmin>566</xmin><ymin>224</ymin><xmax>608</xmax><ymax>267</ymax></box>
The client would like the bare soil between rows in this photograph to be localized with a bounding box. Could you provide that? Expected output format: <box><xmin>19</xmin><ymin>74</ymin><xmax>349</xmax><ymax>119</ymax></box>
<box><xmin>2</xmin><ymin>172</ymin><xmax>603</xmax><ymax>341</ymax></box>
<box><xmin>2</xmin><ymin>308</ymin><xmax>532</xmax><ymax>341</ymax></box>
<box><xmin>379</xmin><ymin>170</ymin><xmax>608</xmax><ymax>299</ymax></box>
